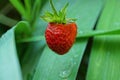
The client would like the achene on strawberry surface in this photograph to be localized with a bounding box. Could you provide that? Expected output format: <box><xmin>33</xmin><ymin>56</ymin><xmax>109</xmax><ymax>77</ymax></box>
<box><xmin>42</xmin><ymin>0</ymin><xmax>77</xmax><ymax>55</ymax></box>
<box><xmin>45</xmin><ymin>22</ymin><xmax>77</xmax><ymax>55</ymax></box>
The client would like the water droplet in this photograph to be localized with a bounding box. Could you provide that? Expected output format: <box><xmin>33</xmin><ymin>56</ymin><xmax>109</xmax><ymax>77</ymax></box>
<box><xmin>79</xmin><ymin>31</ymin><xmax>83</xmax><ymax>34</ymax></box>
<box><xmin>59</xmin><ymin>59</ymin><xmax>74</xmax><ymax>79</ymax></box>
<box><xmin>73</xmin><ymin>54</ymin><xmax>78</xmax><ymax>58</ymax></box>
<box><xmin>59</xmin><ymin>70</ymin><xmax>71</xmax><ymax>79</ymax></box>
<box><xmin>74</xmin><ymin>61</ymin><xmax>77</xmax><ymax>65</ymax></box>
<box><xmin>72</xmin><ymin>55</ymin><xmax>77</xmax><ymax>65</ymax></box>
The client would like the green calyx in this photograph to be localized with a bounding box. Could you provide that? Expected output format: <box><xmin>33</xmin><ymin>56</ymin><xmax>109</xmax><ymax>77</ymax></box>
<box><xmin>41</xmin><ymin>0</ymin><xmax>76</xmax><ymax>24</ymax></box>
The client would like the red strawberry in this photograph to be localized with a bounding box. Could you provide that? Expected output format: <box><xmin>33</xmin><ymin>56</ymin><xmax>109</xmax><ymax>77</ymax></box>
<box><xmin>42</xmin><ymin>0</ymin><xmax>77</xmax><ymax>55</ymax></box>
<box><xmin>45</xmin><ymin>22</ymin><xmax>77</xmax><ymax>55</ymax></box>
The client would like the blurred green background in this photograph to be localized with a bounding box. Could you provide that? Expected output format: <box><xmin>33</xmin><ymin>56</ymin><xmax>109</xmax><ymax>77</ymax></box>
<box><xmin>1</xmin><ymin>0</ymin><xmax>120</xmax><ymax>80</ymax></box>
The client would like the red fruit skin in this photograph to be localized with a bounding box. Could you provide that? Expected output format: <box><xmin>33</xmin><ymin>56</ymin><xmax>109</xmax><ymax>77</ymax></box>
<box><xmin>45</xmin><ymin>22</ymin><xmax>77</xmax><ymax>55</ymax></box>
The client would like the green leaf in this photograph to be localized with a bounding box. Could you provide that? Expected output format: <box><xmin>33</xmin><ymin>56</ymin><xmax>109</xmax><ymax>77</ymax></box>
<box><xmin>32</xmin><ymin>0</ymin><xmax>42</xmax><ymax>24</ymax></box>
<box><xmin>50</xmin><ymin>0</ymin><xmax>58</xmax><ymax>16</ymax></box>
<box><xmin>24</xmin><ymin>0</ymin><xmax>31</xmax><ymax>12</ymax></box>
<box><xmin>15</xmin><ymin>21</ymin><xmax>31</xmax><ymax>41</ymax></box>
<box><xmin>9</xmin><ymin>0</ymin><xmax>27</xmax><ymax>20</ymax></box>
<box><xmin>20</xmin><ymin>19</ymin><xmax>46</xmax><ymax>80</ymax></box>
<box><xmin>41</xmin><ymin>0</ymin><xmax>70</xmax><ymax>24</ymax></box>
<box><xmin>17</xmin><ymin>36</ymin><xmax>45</xmax><ymax>43</ymax></box>
<box><xmin>24</xmin><ymin>0</ymin><xmax>31</xmax><ymax>21</ymax></box>
<box><xmin>77</xmin><ymin>28</ymin><xmax>120</xmax><ymax>38</ymax></box>
<box><xmin>61</xmin><ymin>3</ymin><xmax>69</xmax><ymax>14</ymax></box>
<box><xmin>86</xmin><ymin>0</ymin><xmax>120</xmax><ymax>80</ymax></box>
<box><xmin>0</xmin><ymin>14</ymin><xmax>18</xmax><ymax>27</ymax></box>
<box><xmin>0</xmin><ymin>24</ymin><xmax>22</xmax><ymax>80</ymax></box>
<box><xmin>0</xmin><ymin>20</ymin><xmax>32</xmax><ymax>80</ymax></box>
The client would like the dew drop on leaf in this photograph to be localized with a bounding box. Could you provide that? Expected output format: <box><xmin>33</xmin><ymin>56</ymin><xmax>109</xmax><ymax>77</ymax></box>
<box><xmin>73</xmin><ymin>61</ymin><xmax>77</xmax><ymax>65</ymax></box>
<box><xmin>59</xmin><ymin>70</ymin><xmax>71</xmax><ymax>79</ymax></box>
<box><xmin>73</xmin><ymin>54</ymin><xmax>79</xmax><ymax>58</ymax></box>
<box><xmin>79</xmin><ymin>31</ymin><xmax>83</xmax><ymax>34</ymax></box>
<box><xmin>59</xmin><ymin>58</ymin><xmax>74</xmax><ymax>79</ymax></box>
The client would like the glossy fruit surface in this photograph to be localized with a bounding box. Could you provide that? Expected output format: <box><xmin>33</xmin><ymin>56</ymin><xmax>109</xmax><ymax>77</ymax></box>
<box><xmin>45</xmin><ymin>22</ymin><xmax>77</xmax><ymax>55</ymax></box>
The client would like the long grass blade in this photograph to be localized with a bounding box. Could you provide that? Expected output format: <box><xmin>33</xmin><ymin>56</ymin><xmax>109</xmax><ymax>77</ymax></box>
<box><xmin>86</xmin><ymin>0</ymin><xmax>120</xmax><ymax>80</ymax></box>
<box><xmin>17</xmin><ymin>36</ymin><xmax>45</xmax><ymax>43</ymax></box>
<box><xmin>9</xmin><ymin>0</ymin><xmax>27</xmax><ymax>19</ymax></box>
<box><xmin>77</xmin><ymin>28</ymin><xmax>120</xmax><ymax>38</ymax></box>
<box><xmin>0</xmin><ymin>14</ymin><xmax>18</xmax><ymax>27</ymax></box>
<box><xmin>32</xmin><ymin>0</ymin><xmax>42</xmax><ymax>23</ymax></box>
<box><xmin>24</xmin><ymin>0</ymin><xmax>31</xmax><ymax>21</ymax></box>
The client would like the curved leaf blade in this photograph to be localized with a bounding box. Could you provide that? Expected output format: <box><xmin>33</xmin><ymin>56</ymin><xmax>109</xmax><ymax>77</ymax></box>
<box><xmin>0</xmin><ymin>26</ymin><xmax>22</xmax><ymax>80</ymax></box>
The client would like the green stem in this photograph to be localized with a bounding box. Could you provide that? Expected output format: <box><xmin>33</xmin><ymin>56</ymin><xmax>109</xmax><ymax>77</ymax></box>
<box><xmin>17</xmin><ymin>28</ymin><xmax>120</xmax><ymax>43</ymax></box>
<box><xmin>17</xmin><ymin>36</ymin><xmax>45</xmax><ymax>43</ymax></box>
<box><xmin>0</xmin><ymin>3</ymin><xmax>13</xmax><ymax>15</ymax></box>
<box><xmin>77</xmin><ymin>28</ymin><xmax>120</xmax><ymax>38</ymax></box>
<box><xmin>0</xmin><ymin>14</ymin><xmax>18</xmax><ymax>27</ymax></box>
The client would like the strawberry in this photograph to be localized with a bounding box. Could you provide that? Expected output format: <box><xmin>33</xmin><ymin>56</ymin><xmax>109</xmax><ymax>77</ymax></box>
<box><xmin>42</xmin><ymin>0</ymin><xmax>77</xmax><ymax>55</ymax></box>
<box><xmin>45</xmin><ymin>23</ymin><xmax>77</xmax><ymax>55</ymax></box>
